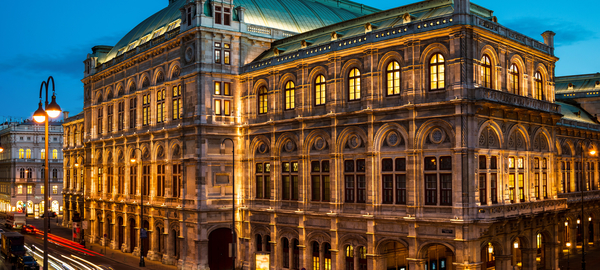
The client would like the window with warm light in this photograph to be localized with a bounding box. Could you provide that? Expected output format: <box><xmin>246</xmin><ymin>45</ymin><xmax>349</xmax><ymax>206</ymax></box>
<box><xmin>255</xmin><ymin>162</ymin><xmax>270</xmax><ymax>199</ymax></box>
<box><xmin>157</xmin><ymin>164</ymin><xmax>165</xmax><ymax>197</ymax></box>
<box><xmin>386</xmin><ymin>61</ymin><xmax>401</xmax><ymax>96</ymax></box>
<box><xmin>281</xmin><ymin>161</ymin><xmax>299</xmax><ymax>200</ymax></box>
<box><xmin>97</xmin><ymin>107</ymin><xmax>103</xmax><ymax>134</ymax></box>
<box><xmin>348</xmin><ymin>68</ymin><xmax>361</xmax><ymax>100</ymax></box>
<box><xmin>52</xmin><ymin>185</ymin><xmax>58</xmax><ymax>194</ymax></box>
<box><xmin>157</xmin><ymin>89</ymin><xmax>166</xmax><ymax>123</ymax></box>
<box><xmin>173</xmin><ymin>84</ymin><xmax>182</xmax><ymax>120</ymax></box>
<box><xmin>27</xmin><ymin>185</ymin><xmax>32</xmax><ymax>194</ymax></box>
<box><xmin>107</xmin><ymin>104</ymin><xmax>113</xmax><ymax>132</ymax></box>
<box><xmin>258</xmin><ymin>86</ymin><xmax>268</xmax><ymax>114</ymax></box>
<box><xmin>129</xmin><ymin>96</ymin><xmax>138</xmax><ymax>128</ymax></box>
<box><xmin>430</xmin><ymin>53</ymin><xmax>445</xmax><ymax>91</ymax></box>
<box><xmin>26</xmin><ymin>149</ymin><xmax>31</xmax><ymax>159</ymax></box>
<box><xmin>142</xmin><ymin>93</ymin><xmax>150</xmax><ymax>126</ymax></box>
<box><xmin>509</xmin><ymin>64</ymin><xmax>520</xmax><ymax>95</ymax></box>
<box><xmin>18</xmin><ymin>185</ymin><xmax>22</xmax><ymax>194</ymax></box>
<box><xmin>285</xmin><ymin>81</ymin><xmax>295</xmax><ymax>110</ymax></box>
<box><xmin>315</xmin><ymin>75</ymin><xmax>326</xmax><ymax>106</ymax></box>
<box><xmin>534</xmin><ymin>72</ymin><xmax>544</xmax><ymax>100</ymax></box>
<box><xmin>41</xmin><ymin>149</ymin><xmax>45</xmax><ymax>159</ymax></box>
<box><xmin>52</xmin><ymin>149</ymin><xmax>58</xmax><ymax>160</ymax></box>
<box><xmin>19</xmin><ymin>149</ymin><xmax>24</xmax><ymax>159</ymax></box>
<box><xmin>482</xmin><ymin>55</ymin><xmax>492</xmax><ymax>88</ymax></box>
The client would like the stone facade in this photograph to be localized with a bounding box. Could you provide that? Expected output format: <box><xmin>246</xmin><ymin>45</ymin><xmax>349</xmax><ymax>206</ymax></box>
<box><xmin>0</xmin><ymin>120</ymin><xmax>64</xmax><ymax>216</ymax></box>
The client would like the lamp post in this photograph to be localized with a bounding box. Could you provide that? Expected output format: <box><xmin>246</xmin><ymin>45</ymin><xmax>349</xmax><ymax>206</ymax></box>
<box><xmin>566</xmin><ymin>242</ymin><xmax>571</xmax><ymax>270</ymax></box>
<box><xmin>33</xmin><ymin>76</ymin><xmax>62</xmax><ymax>270</ymax></box>
<box><xmin>74</xmin><ymin>154</ymin><xmax>85</xmax><ymax>244</ymax></box>
<box><xmin>580</xmin><ymin>140</ymin><xmax>596</xmax><ymax>270</ymax></box>
<box><xmin>130</xmin><ymin>147</ymin><xmax>145</xmax><ymax>267</ymax></box>
<box><xmin>221</xmin><ymin>138</ymin><xmax>235</xmax><ymax>270</ymax></box>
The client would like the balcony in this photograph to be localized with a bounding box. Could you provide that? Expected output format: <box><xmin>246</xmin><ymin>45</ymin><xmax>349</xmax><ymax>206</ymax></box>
<box><xmin>558</xmin><ymin>189</ymin><xmax>600</xmax><ymax>203</ymax></box>
<box><xmin>476</xmin><ymin>199</ymin><xmax>567</xmax><ymax>220</ymax></box>
<box><xmin>474</xmin><ymin>88</ymin><xmax>561</xmax><ymax>114</ymax></box>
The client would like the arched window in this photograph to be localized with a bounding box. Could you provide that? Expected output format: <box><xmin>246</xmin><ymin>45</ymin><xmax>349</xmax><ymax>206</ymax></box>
<box><xmin>27</xmin><ymin>168</ymin><xmax>32</xmax><ymax>179</ymax></box>
<box><xmin>430</xmin><ymin>53</ymin><xmax>445</xmax><ymax>91</ymax></box>
<box><xmin>358</xmin><ymin>246</ymin><xmax>367</xmax><ymax>269</ymax></box>
<box><xmin>315</xmin><ymin>75</ymin><xmax>326</xmax><ymax>106</ymax></box>
<box><xmin>52</xmin><ymin>149</ymin><xmax>58</xmax><ymax>160</ymax></box>
<box><xmin>282</xmin><ymin>238</ymin><xmax>290</xmax><ymax>268</ymax></box>
<box><xmin>256</xmin><ymin>234</ymin><xmax>263</xmax><ymax>252</ymax></box>
<box><xmin>97</xmin><ymin>107</ymin><xmax>103</xmax><ymax>134</ymax></box>
<box><xmin>534</xmin><ymin>72</ymin><xmax>544</xmax><ymax>100</ymax></box>
<box><xmin>142</xmin><ymin>77</ymin><xmax>150</xmax><ymax>88</ymax></box>
<box><xmin>19</xmin><ymin>168</ymin><xmax>25</xmax><ymax>178</ymax></box>
<box><xmin>19</xmin><ymin>149</ymin><xmax>24</xmax><ymax>159</ymax></box>
<box><xmin>285</xmin><ymin>81</ymin><xmax>295</xmax><ymax>110</ymax></box>
<box><xmin>312</xmin><ymin>242</ymin><xmax>320</xmax><ymax>270</ymax></box>
<box><xmin>386</xmin><ymin>61</ymin><xmax>401</xmax><ymax>96</ymax></box>
<box><xmin>509</xmin><ymin>64</ymin><xmax>520</xmax><ymax>95</ymax></box>
<box><xmin>348</xmin><ymin>68</ymin><xmax>361</xmax><ymax>100</ymax></box>
<box><xmin>258</xmin><ymin>86</ymin><xmax>268</xmax><ymax>114</ymax></box>
<box><xmin>324</xmin><ymin>243</ymin><xmax>332</xmax><ymax>270</ymax></box>
<box><xmin>52</xmin><ymin>169</ymin><xmax>58</xmax><ymax>179</ymax></box>
<box><xmin>482</xmin><ymin>55</ymin><xmax>492</xmax><ymax>88</ymax></box>
<box><xmin>26</xmin><ymin>149</ymin><xmax>31</xmax><ymax>159</ymax></box>
<box><xmin>345</xmin><ymin>245</ymin><xmax>354</xmax><ymax>270</ymax></box>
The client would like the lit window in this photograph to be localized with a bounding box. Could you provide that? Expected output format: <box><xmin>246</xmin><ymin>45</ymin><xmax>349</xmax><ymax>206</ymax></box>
<box><xmin>27</xmin><ymin>185</ymin><xmax>32</xmax><ymax>194</ymax></box>
<box><xmin>258</xmin><ymin>87</ymin><xmax>268</xmax><ymax>114</ymax></box>
<box><xmin>534</xmin><ymin>72</ymin><xmax>543</xmax><ymax>100</ymax></box>
<box><xmin>215</xmin><ymin>82</ymin><xmax>221</xmax><ymax>95</ymax></box>
<box><xmin>386</xmin><ymin>61</ymin><xmax>401</xmax><ymax>95</ymax></box>
<box><xmin>18</xmin><ymin>185</ymin><xmax>23</xmax><ymax>194</ymax></box>
<box><xmin>173</xmin><ymin>85</ymin><xmax>183</xmax><ymax>120</ymax></box>
<box><xmin>52</xmin><ymin>185</ymin><xmax>58</xmax><ymax>194</ymax></box>
<box><xmin>348</xmin><ymin>68</ymin><xmax>361</xmax><ymax>100</ymax></box>
<box><xmin>52</xmin><ymin>149</ymin><xmax>58</xmax><ymax>160</ymax></box>
<box><xmin>142</xmin><ymin>93</ymin><xmax>150</xmax><ymax>126</ymax></box>
<box><xmin>315</xmin><ymin>75</ymin><xmax>326</xmax><ymax>106</ymax></box>
<box><xmin>285</xmin><ymin>81</ymin><xmax>295</xmax><ymax>110</ymax></box>
<box><xmin>481</xmin><ymin>55</ymin><xmax>492</xmax><ymax>88</ymax></box>
<box><xmin>26</xmin><ymin>149</ymin><xmax>31</xmax><ymax>159</ymax></box>
<box><xmin>509</xmin><ymin>64</ymin><xmax>520</xmax><ymax>95</ymax></box>
<box><xmin>40</xmin><ymin>150</ymin><xmax>45</xmax><ymax>159</ymax></box>
<box><xmin>430</xmin><ymin>54</ymin><xmax>445</xmax><ymax>90</ymax></box>
<box><xmin>19</xmin><ymin>149</ymin><xmax>24</xmax><ymax>159</ymax></box>
<box><xmin>157</xmin><ymin>89</ymin><xmax>166</xmax><ymax>123</ymax></box>
<box><xmin>215</xmin><ymin>99</ymin><xmax>222</xmax><ymax>115</ymax></box>
<box><xmin>224</xmin><ymin>100</ymin><xmax>231</xmax><ymax>116</ymax></box>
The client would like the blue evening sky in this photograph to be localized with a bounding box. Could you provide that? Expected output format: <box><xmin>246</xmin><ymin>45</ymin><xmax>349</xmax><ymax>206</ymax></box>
<box><xmin>0</xmin><ymin>0</ymin><xmax>597</xmax><ymax>119</ymax></box>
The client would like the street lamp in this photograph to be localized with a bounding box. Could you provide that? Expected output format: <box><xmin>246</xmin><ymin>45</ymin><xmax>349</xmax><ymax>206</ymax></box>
<box><xmin>33</xmin><ymin>76</ymin><xmax>61</xmax><ymax>270</ymax></box>
<box><xmin>221</xmin><ymin>138</ymin><xmax>235</xmax><ymax>270</ymax></box>
<box><xmin>74</xmin><ymin>154</ymin><xmax>85</xmax><ymax>244</ymax></box>
<box><xmin>566</xmin><ymin>242</ymin><xmax>571</xmax><ymax>270</ymax></box>
<box><xmin>580</xmin><ymin>140</ymin><xmax>596</xmax><ymax>270</ymax></box>
<box><xmin>130</xmin><ymin>147</ymin><xmax>145</xmax><ymax>267</ymax></box>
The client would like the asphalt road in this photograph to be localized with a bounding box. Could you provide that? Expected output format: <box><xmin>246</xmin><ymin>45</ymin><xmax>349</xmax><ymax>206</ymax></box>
<box><xmin>0</xmin><ymin>214</ymin><xmax>140</xmax><ymax>270</ymax></box>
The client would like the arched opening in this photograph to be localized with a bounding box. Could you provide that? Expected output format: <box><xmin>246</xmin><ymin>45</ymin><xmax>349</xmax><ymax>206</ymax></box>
<box><xmin>381</xmin><ymin>241</ymin><xmax>408</xmax><ymax>270</ymax></box>
<box><xmin>536</xmin><ymin>233</ymin><xmax>546</xmax><ymax>269</ymax></box>
<box><xmin>513</xmin><ymin>238</ymin><xmax>522</xmax><ymax>268</ymax></box>
<box><xmin>208</xmin><ymin>228</ymin><xmax>233</xmax><ymax>270</ymax></box>
<box><xmin>282</xmin><ymin>238</ymin><xmax>290</xmax><ymax>268</ymax></box>
<box><xmin>293</xmin><ymin>239</ymin><xmax>300</xmax><ymax>270</ymax></box>
<box><xmin>118</xmin><ymin>217</ymin><xmax>124</xmax><ymax>250</ymax></box>
<box><xmin>129</xmin><ymin>218</ymin><xmax>136</xmax><ymax>253</ymax></box>
<box><xmin>324</xmin><ymin>243</ymin><xmax>332</xmax><ymax>270</ymax></box>
<box><xmin>172</xmin><ymin>229</ymin><xmax>179</xmax><ymax>259</ymax></box>
<box><xmin>358</xmin><ymin>246</ymin><xmax>367</xmax><ymax>270</ymax></box>
<box><xmin>96</xmin><ymin>215</ymin><xmax>103</xmax><ymax>241</ymax></box>
<box><xmin>312</xmin><ymin>241</ymin><xmax>320</xmax><ymax>270</ymax></box>
<box><xmin>481</xmin><ymin>242</ymin><xmax>496</xmax><ymax>269</ymax></box>
<box><xmin>423</xmin><ymin>244</ymin><xmax>454</xmax><ymax>270</ymax></box>
<box><xmin>345</xmin><ymin>245</ymin><xmax>354</xmax><ymax>270</ymax></box>
<box><xmin>106</xmin><ymin>217</ymin><xmax>112</xmax><ymax>244</ymax></box>
<box><xmin>142</xmin><ymin>220</ymin><xmax>150</xmax><ymax>256</ymax></box>
<box><xmin>589</xmin><ymin>215</ymin><xmax>594</xmax><ymax>246</ymax></box>
<box><xmin>156</xmin><ymin>227</ymin><xmax>164</xmax><ymax>254</ymax></box>
<box><xmin>577</xmin><ymin>215</ymin><xmax>583</xmax><ymax>245</ymax></box>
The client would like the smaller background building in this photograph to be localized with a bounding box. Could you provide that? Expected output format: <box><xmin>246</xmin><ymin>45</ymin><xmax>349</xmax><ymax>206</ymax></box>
<box><xmin>0</xmin><ymin>118</ymin><xmax>64</xmax><ymax>217</ymax></box>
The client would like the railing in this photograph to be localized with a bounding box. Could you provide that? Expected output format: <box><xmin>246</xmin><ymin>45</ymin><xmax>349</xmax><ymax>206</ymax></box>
<box><xmin>474</xmin><ymin>88</ymin><xmax>561</xmax><ymax>114</ymax></box>
<box><xmin>476</xmin><ymin>199</ymin><xmax>567</xmax><ymax>220</ymax></box>
<box><xmin>558</xmin><ymin>189</ymin><xmax>600</xmax><ymax>203</ymax></box>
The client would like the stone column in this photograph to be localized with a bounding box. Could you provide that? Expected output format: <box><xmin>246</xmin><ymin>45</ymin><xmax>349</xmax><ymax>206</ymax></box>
<box><xmin>495</xmin><ymin>255</ymin><xmax>512</xmax><ymax>270</ymax></box>
<box><xmin>407</xmin><ymin>258</ymin><xmax>426</xmax><ymax>270</ymax></box>
<box><xmin>520</xmin><ymin>248</ymin><xmax>537</xmax><ymax>270</ymax></box>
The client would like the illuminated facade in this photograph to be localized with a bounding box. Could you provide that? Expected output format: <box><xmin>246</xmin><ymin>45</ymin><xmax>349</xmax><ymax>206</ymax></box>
<box><xmin>0</xmin><ymin>120</ymin><xmax>64</xmax><ymax>216</ymax></box>
<box><xmin>66</xmin><ymin>0</ymin><xmax>600</xmax><ymax>269</ymax></box>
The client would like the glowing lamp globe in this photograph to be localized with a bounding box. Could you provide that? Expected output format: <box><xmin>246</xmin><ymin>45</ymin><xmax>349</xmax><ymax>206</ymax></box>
<box><xmin>33</xmin><ymin>102</ymin><xmax>47</xmax><ymax>123</ymax></box>
<box><xmin>46</xmin><ymin>95</ymin><xmax>62</xmax><ymax>118</ymax></box>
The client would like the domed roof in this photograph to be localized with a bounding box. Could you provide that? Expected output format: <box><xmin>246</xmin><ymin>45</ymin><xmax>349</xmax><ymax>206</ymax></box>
<box><xmin>100</xmin><ymin>0</ymin><xmax>377</xmax><ymax>63</ymax></box>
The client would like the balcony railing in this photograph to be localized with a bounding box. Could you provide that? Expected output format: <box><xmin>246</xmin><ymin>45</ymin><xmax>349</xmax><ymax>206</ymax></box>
<box><xmin>474</xmin><ymin>88</ymin><xmax>561</xmax><ymax>114</ymax></box>
<box><xmin>557</xmin><ymin>189</ymin><xmax>600</xmax><ymax>203</ymax></box>
<box><xmin>476</xmin><ymin>199</ymin><xmax>567</xmax><ymax>220</ymax></box>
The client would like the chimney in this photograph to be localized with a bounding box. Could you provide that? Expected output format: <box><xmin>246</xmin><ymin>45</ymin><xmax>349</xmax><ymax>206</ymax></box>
<box><xmin>64</xmin><ymin>111</ymin><xmax>69</xmax><ymax>121</ymax></box>
<box><xmin>541</xmin><ymin>31</ymin><xmax>555</xmax><ymax>48</ymax></box>
<box><xmin>454</xmin><ymin>0</ymin><xmax>471</xmax><ymax>15</ymax></box>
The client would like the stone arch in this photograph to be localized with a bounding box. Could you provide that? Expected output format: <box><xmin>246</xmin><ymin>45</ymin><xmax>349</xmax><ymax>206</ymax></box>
<box><xmin>505</xmin><ymin>124</ymin><xmax>530</xmax><ymax>150</ymax></box>
<box><xmin>277</xmin><ymin>228</ymin><xmax>299</xmax><ymax>242</ymax></box>
<box><xmin>126</xmin><ymin>79</ymin><xmax>137</xmax><ymax>93</ymax></box>
<box><xmin>374</xmin><ymin>237</ymin><xmax>409</xmax><ymax>253</ymax></box>
<box><xmin>168</xmin><ymin>140</ymin><xmax>183</xmax><ymax>160</ymax></box>
<box><xmin>116</xmin><ymin>147</ymin><xmax>125</xmax><ymax>163</ymax></box>
<box><xmin>104</xmin><ymin>86</ymin><xmax>114</xmax><ymax>100</ymax></box>
<box><xmin>304</xmin><ymin>129</ymin><xmax>332</xmax><ymax>155</ymax></box>
<box><xmin>274</xmin><ymin>132</ymin><xmax>300</xmax><ymax>156</ymax></box>
<box><xmin>508</xmin><ymin>54</ymin><xmax>527</xmax><ymax>94</ymax></box>
<box><xmin>480</xmin><ymin>239</ymin><xmax>505</xmax><ymax>256</ymax></box>
<box><xmin>307</xmin><ymin>65</ymin><xmax>329</xmax><ymax>107</ymax></box>
<box><xmin>96</xmin><ymin>91</ymin><xmax>103</xmax><ymax>104</ymax></box>
<box><xmin>532</xmin><ymin>127</ymin><xmax>553</xmax><ymax>152</ymax></box>
<box><xmin>417</xmin><ymin>241</ymin><xmax>456</xmax><ymax>259</ymax></box>
<box><xmin>419</xmin><ymin>43</ymin><xmax>450</xmax><ymax>65</ymax></box>
<box><xmin>140</xmin><ymin>143</ymin><xmax>151</xmax><ymax>161</ymax></box>
<box><xmin>95</xmin><ymin>149</ymin><xmax>104</xmax><ymax>164</ymax></box>
<box><xmin>168</xmin><ymin>62</ymin><xmax>181</xmax><ymax>80</ymax></box>
<box><xmin>509</xmin><ymin>234</ymin><xmax>530</xmax><ymax>249</ymax></box>
<box><xmin>340</xmin><ymin>59</ymin><xmax>364</xmax><ymax>100</ymax></box>
<box><xmin>374</xmin><ymin>122</ymin><xmax>410</xmax><ymax>151</ymax></box>
<box><xmin>250</xmin><ymin>135</ymin><xmax>271</xmax><ymax>157</ymax></box>
<box><xmin>414</xmin><ymin>119</ymin><xmax>456</xmax><ymax>150</ymax></box>
<box><xmin>153</xmin><ymin>67</ymin><xmax>165</xmax><ymax>85</ymax></box>
<box><xmin>105</xmin><ymin>149</ymin><xmax>114</xmax><ymax>164</ymax></box>
<box><xmin>477</xmin><ymin>120</ymin><xmax>504</xmax><ymax>148</ymax></box>
<box><xmin>116</xmin><ymin>83</ymin><xmax>125</xmax><ymax>97</ymax></box>
<box><xmin>140</xmin><ymin>73</ymin><xmax>151</xmax><ymax>89</ymax></box>
<box><xmin>154</xmin><ymin>143</ymin><xmax>166</xmax><ymax>161</ymax></box>
<box><xmin>339</xmin><ymin>234</ymin><xmax>368</xmax><ymax>248</ymax></box>
<box><xmin>278</xmin><ymin>72</ymin><xmax>297</xmax><ymax>91</ymax></box>
<box><xmin>480</xmin><ymin>44</ymin><xmax>500</xmax><ymax>68</ymax></box>
<box><xmin>336</xmin><ymin>126</ymin><xmax>369</xmax><ymax>153</ymax></box>
<box><xmin>252</xmin><ymin>78</ymin><xmax>269</xmax><ymax>95</ymax></box>
<box><xmin>306</xmin><ymin>230</ymin><xmax>331</xmax><ymax>245</ymax></box>
<box><xmin>377</xmin><ymin>51</ymin><xmax>405</xmax><ymax>98</ymax></box>
<box><xmin>561</xmin><ymin>139</ymin><xmax>575</xmax><ymax>157</ymax></box>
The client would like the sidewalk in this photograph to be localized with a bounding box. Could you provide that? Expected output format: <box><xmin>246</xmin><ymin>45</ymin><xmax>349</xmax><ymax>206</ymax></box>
<box><xmin>558</xmin><ymin>244</ymin><xmax>600</xmax><ymax>270</ymax></box>
<box><xmin>23</xmin><ymin>215</ymin><xmax>178</xmax><ymax>270</ymax></box>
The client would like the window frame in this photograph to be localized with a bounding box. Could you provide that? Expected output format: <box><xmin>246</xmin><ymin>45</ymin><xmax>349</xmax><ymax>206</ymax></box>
<box><xmin>424</xmin><ymin>156</ymin><xmax>452</xmax><ymax>206</ymax></box>
<box><xmin>344</xmin><ymin>159</ymin><xmax>366</xmax><ymax>203</ymax></box>
<box><xmin>255</xmin><ymin>162</ymin><xmax>270</xmax><ymax>199</ymax></box>
<box><xmin>381</xmin><ymin>157</ymin><xmax>406</xmax><ymax>204</ymax></box>
<box><xmin>314</xmin><ymin>75</ymin><xmax>326</xmax><ymax>106</ymax></box>
<box><xmin>284</xmin><ymin>81</ymin><xmax>295</xmax><ymax>110</ymax></box>
<box><xmin>311</xmin><ymin>160</ymin><xmax>330</xmax><ymax>202</ymax></box>
<box><xmin>258</xmin><ymin>86</ymin><xmax>268</xmax><ymax>114</ymax></box>
<box><xmin>129</xmin><ymin>97</ymin><xmax>137</xmax><ymax>128</ymax></box>
<box><xmin>534</xmin><ymin>72</ymin><xmax>543</xmax><ymax>100</ymax></box>
<box><xmin>156</xmin><ymin>89</ymin><xmax>166</xmax><ymax>123</ymax></box>
<box><xmin>482</xmin><ymin>55</ymin><xmax>492</xmax><ymax>88</ymax></box>
<box><xmin>172</xmin><ymin>84</ymin><xmax>182</xmax><ymax>120</ymax></box>
<box><xmin>348</xmin><ymin>68</ymin><xmax>361</xmax><ymax>101</ymax></box>
<box><xmin>386</xmin><ymin>61</ymin><xmax>401</xmax><ymax>96</ymax></box>
<box><xmin>509</xmin><ymin>64</ymin><xmax>520</xmax><ymax>95</ymax></box>
<box><xmin>429</xmin><ymin>53</ymin><xmax>446</xmax><ymax>91</ymax></box>
<box><xmin>281</xmin><ymin>161</ymin><xmax>299</xmax><ymax>201</ymax></box>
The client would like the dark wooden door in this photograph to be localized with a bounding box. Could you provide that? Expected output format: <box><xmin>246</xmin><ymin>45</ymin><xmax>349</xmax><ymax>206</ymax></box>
<box><xmin>118</xmin><ymin>217</ymin><xmax>124</xmax><ymax>250</ymax></box>
<box><xmin>129</xmin><ymin>218</ymin><xmax>136</xmax><ymax>253</ymax></box>
<box><xmin>208</xmin><ymin>228</ymin><xmax>233</xmax><ymax>270</ymax></box>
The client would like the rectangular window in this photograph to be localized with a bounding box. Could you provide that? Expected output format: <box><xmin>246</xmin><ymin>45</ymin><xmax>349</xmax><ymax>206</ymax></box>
<box><xmin>118</xmin><ymin>166</ymin><xmax>124</xmax><ymax>194</ymax></box>
<box><xmin>97</xmin><ymin>108</ymin><xmax>103</xmax><ymax>134</ymax></box>
<box><xmin>214</xmin><ymin>6</ymin><xmax>222</xmax><ymax>24</ymax></box>
<box><xmin>490</xmin><ymin>173</ymin><xmax>498</xmax><ymax>204</ymax></box>
<box><xmin>172</xmin><ymin>164</ymin><xmax>182</xmax><ymax>197</ymax></box>
<box><xmin>215</xmin><ymin>99</ymin><xmax>222</xmax><ymax>115</ymax></box>
<box><xmin>215</xmin><ymin>49</ymin><xmax>221</xmax><ymax>63</ymax></box>
<box><xmin>157</xmin><ymin>89</ymin><xmax>166</xmax><ymax>123</ymax></box>
<box><xmin>509</xmin><ymin>173</ymin><xmax>515</xmax><ymax>203</ymax></box>
<box><xmin>18</xmin><ymin>185</ymin><xmax>22</xmax><ymax>194</ymax></box>
<box><xmin>425</xmin><ymin>174</ymin><xmax>437</xmax><ymax>205</ymax></box>
<box><xmin>479</xmin><ymin>174</ymin><xmax>487</xmax><ymax>205</ymax></box>
<box><xmin>311</xmin><ymin>160</ymin><xmax>329</xmax><ymax>202</ymax></box>
<box><xmin>142</xmin><ymin>93</ymin><xmax>150</xmax><ymax>126</ymax></box>
<box><xmin>97</xmin><ymin>167</ymin><xmax>103</xmax><ymax>193</ymax></box>
<box><xmin>107</xmin><ymin>167</ymin><xmax>113</xmax><ymax>194</ymax></box>
<box><xmin>224</xmin><ymin>50</ymin><xmax>230</xmax><ymax>65</ymax></box>
<box><xmin>130</xmin><ymin>166</ymin><xmax>137</xmax><ymax>195</ymax></box>
<box><xmin>224</xmin><ymin>82</ymin><xmax>231</xmax><ymax>96</ymax></box>
<box><xmin>543</xmin><ymin>173</ymin><xmax>548</xmax><ymax>198</ymax></box>
<box><xmin>490</xmin><ymin>156</ymin><xmax>497</xmax><ymax>169</ymax></box>
<box><xmin>440</xmin><ymin>174</ymin><xmax>452</xmax><ymax>205</ymax></box>
<box><xmin>118</xmin><ymin>102</ymin><xmax>125</xmax><ymax>131</ymax></box>
<box><xmin>255</xmin><ymin>163</ymin><xmax>270</xmax><ymax>199</ymax></box>
<box><xmin>479</xmin><ymin>155</ymin><xmax>487</xmax><ymax>170</ymax></box>
<box><xmin>157</xmin><ymin>164</ymin><xmax>165</xmax><ymax>197</ymax></box>
<box><xmin>281</xmin><ymin>161</ymin><xmax>299</xmax><ymax>200</ymax></box>
<box><xmin>173</xmin><ymin>85</ymin><xmax>182</xmax><ymax>120</ymax></box>
<box><xmin>52</xmin><ymin>185</ymin><xmax>58</xmax><ymax>194</ymax></box>
<box><xmin>27</xmin><ymin>185</ymin><xmax>32</xmax><ymax>194</ymax></box>
<box><xmin>142</xmin><ymin>165</ymin><xmax>150</xmax><ymax>196</ymax></box>
<box><xmin>381</xmin><ymin>158</ymin><xmax>406</xmax><ymax>204</ymax></box>
<box><xmin>224</xmin><ymin>8</ymin><xmax>231</xmax><ymax>25</ymax></box>
<box><xmin>107</xmin><ymin>104</ymin><xmax>113</xmax><ymax>132</ymax></box>
<box><xmin>224</xmin><ymin>100</ymin><xmax>231</xmax><ymax>116</ymax></box>
<box><xmin>215</xmin><ymin>81</ymin><xmax>221</xmax><ymax>95</ymax></box>
<box><xmin>344</xmin><ymin>159</ymin><xmax>365</xmax><ymax>203</ymax></box>
<box><xmin>509</xmin><ymin>157</ymin><xmax>515</xmax><ymax>169</ymax></box>
<box><xmin>517</xmin><ymin>157</ymin><xmax>524</xmax><ymax>169</ymax></box>
<box><xmin>518</xmin><ymin>173</ymin><xmax>525</xmax><ymax>202</ymax></box>
<box><xmin>396</xmin><ymin>174</ymin><xmax>406</xmax><ymax>204</ymax></box>
<box><xmin>129</xmin><ymin>97</ymin><xmax>137</xmax><ymax>128</ymax></box>
<box><xmin>535</xmin><ymin>173</ymin><xmax>540</xmax><ymax>200</ymax></box>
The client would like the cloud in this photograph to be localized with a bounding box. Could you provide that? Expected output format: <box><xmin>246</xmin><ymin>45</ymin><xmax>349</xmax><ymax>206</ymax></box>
<box><xmin>503</xmin><ymin>18</ymin><xmax>597</xmax><ymax>46</ymax></box>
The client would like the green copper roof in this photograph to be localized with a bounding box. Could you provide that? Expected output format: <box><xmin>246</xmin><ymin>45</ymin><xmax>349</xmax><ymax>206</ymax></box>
<box><xmin>555</xmin><ymin>73</ymin><xmax>600</xmax><ymax>94</ymax></box>
<box><xmin>99</xmin><ymin>0</ymin><xmax>377</xmax><ymax>63</ymax></box>
<box><xmin>557</xmin><ymin>102</ymin><xmax>597</xmax><ymax>125</ymax></box>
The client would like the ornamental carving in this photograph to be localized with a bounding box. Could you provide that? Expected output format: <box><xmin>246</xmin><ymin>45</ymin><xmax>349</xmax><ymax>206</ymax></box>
<box><xmin>429</xmin><ymin>128</ymin><xmax>445</xmax><ymax>144</ymax></box>
<box><xmin>314</xmin><ymin>136</ymin><xmax>327</xmax><ymax>151</ymax></box>
<box><xmin>347</xmin><ymin>134</ymin><xmax>362</xmax><ymax>149</ymax></box>
<box><xmin>284</xmin><ymin>139</ymin><xmax>295</xmax><ymax>152</ymax></box>
<box><xmin>386</xmin><ymin>131</ymin><xmax>401</xmax><ymax>147</ymax></box>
